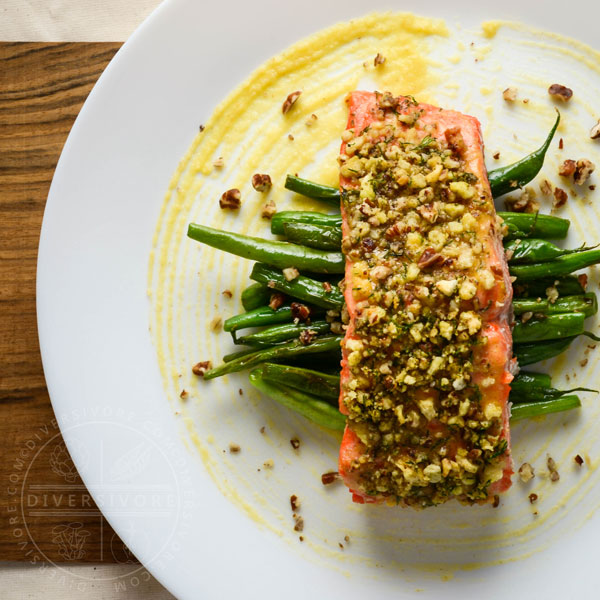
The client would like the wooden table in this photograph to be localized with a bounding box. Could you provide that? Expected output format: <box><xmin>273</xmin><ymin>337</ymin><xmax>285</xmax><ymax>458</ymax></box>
<box><xmin>0</xmin><ymin>42</ymin><xmax>129</xmax><ymax>563</ymax></box>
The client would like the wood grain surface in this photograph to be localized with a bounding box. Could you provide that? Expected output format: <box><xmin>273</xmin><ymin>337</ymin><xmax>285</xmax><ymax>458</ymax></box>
<box><xmin>0</xmin><ymin>42</ymin><xmax>131</xmax><ymax>563</ymax></box>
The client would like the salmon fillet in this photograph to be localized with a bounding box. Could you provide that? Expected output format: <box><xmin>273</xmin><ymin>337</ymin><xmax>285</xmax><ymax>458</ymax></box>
<box><xmin>338</xmin><ymin>92</ymin><xmax>513</xmax><ymax>507</ymax></box>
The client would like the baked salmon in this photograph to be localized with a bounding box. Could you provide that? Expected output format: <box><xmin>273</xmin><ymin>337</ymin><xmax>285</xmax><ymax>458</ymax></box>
<box><xmin>338</xmin><ymin>91</ymin><xmax>513</xmax><ymax>507</ymax></box>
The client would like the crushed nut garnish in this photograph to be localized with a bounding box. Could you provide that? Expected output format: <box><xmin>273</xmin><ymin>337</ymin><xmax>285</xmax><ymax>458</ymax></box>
<box><xmin>299</xmin><ymin>536</ymin><xmax>304</xmax><ymax>542</ymax></box>
<box><xmin>540</xmin><ymin>179</ymin><xmax>553</xmax><ymax>196</ymax></box>
<box><xmin>559</xmin><ymin>138</ymin><xmax>564</xmax><ymax>150</ymax></box>
<box><xmin>222</xmin><ymin>289</ymin><xmax>233</xmax><ymax>299</ymax></box>
<box><xmin>547</xmin><ymin>455</ymin><xmax>560</xmax><ymax>482</ymax></box>
<box><xmin>529</xmin><ymin>493</ymin><xmax>538</xmax><ymax>504</ymax></box>
<box><xmin>282</xmin><ymin>91</ymin><xmax>302</xmax><ymax>114</ymax></box>
<box><xmin>518</xmin><ymin>462</ymin><xmax>535</xmax><ymax>483</ymax></box>
<box><xmin>283</xmin><ymin>267</ymin><xmax>299</xmax><ymax>281</ymax></box>
<box><xmin>291</xmin><ymin>302</ymin><xmax>310</xmax><ymax>322</ymax></box>
<box><xmin>210</xmin><ymin>316</ymin><xmax>222</xmax><ymax>332</ymax></box>
<box><xmin>492</xmin><ymin>495</ymin><xmax>500</xmax><ymax>508</ymax></box>
<box><xmin>239</xmin><ymin>389</ymin><xmax>243</xmax><ymax>396</ymax></box>
<box><xmin>269</xmin><ymin>292</ymin><xmax>285</xmax><ymax>310</ymax></box>
<box><xmin>180</xmin><ymin>389</ymin><xmax>188</xmax><ymax>400</ymax></box>
<box><xmin>213</xmin><ymin>156</ymin><xmax>224</xmax><ymax>168</ymax></box>
<box><xmin>553</xmin><ymin>187</ymin><xmax>568</xmax><ymax>208</ymax></box>
<box><xmin>521</xmin><ymin>311</ymin><xmax>533</xmax><ymax>323</ymax></box>
<box><xmin>502</xmin><ymin>87</ymin><xmax>517</xmax><ymax>101</ymax></box>
<box><xmin>321</xmin><ymin>471</ymin><xmax>340</xmax><ymax>485</ymax></box>
<box><xmin>305</xmin><ymin>113</ymin><xmax>318</xmax><ymax>126</ymax></box>
<box><xmin>546</xmin><ymin>284</ymin><xmax>559</xmax><ymax>304</ymax></box>
<box><xmin>290</xmin><ymin>494</ymin><xmax>300</xmax><ymax>511</ymax></box>
<box><xmin>261</xmin><ymin>199</ymin><xmax>277</xmax><ymax>219</ymax></box>
<box><xmin>219</xmin><ymin>188</ymin><xmax>241</xmax><ymax>210</ymax></box>
<box><xmin>558</xmin><ymin>159</ymin><xmax>576</xmax><ymax>177</ymax></box>
<box><xmin>578</xmin><ymin>274</ymin><xmax>588</xmax><ymax>290</ymax></box>
<box><xmin>229</xmin><ymin>443</ymin><xmax>241</xmax><ymax>454</ymax></box>
<box><xmin>344</xmin><ymin>535</ymin><xmax>350</xmax><ymax>543</ymax></box>
<box><xmin>267</xmin><ymin>279</ymin><xmax>276</xmax><ymax>288</ymax></box>
<box><xmin>574</xmin><ymin>159</ymin><xmax>596</xmax><ymax>185</ymax></box>
<box><xmin>252</xmin><ymin>173</ymin><xmax>272</xmax><ymax>192</ymax></box>
<box><xmin>575</xmin><ymin>454</ymin><xmax>584</xmax><ymax>466</ymax></box>
<box><xmin>548</xmin><ymin>83</ymin><xmax>573</xmax><ymax>102</ymax></box>
<box><xmin>199</xmin><ymin>124</ymin><xmax>205</xmax><ymax>132</ymax></box>
<box><xmin>374</xmin><ymin>53</ymin><xmax>386</xmax><ymax>66</ymax></box>
<box><xmin>322</xmin><ymin>281</ymin><xmax>332</xmax><ymax>293</ymax></box>
<box><xmin>493</xmin><ymin>152</ymin><xmax>500</xmax><ymax>160</ymax></box>
<box><xmin>299</xmin><ymin>329</ymin><xmax>317</xmax><ymax>345</ymax></box>
<box><xmin>290</xmin><ymin>437</ymin><xmax>300</xmax><ymax>450</ymax></box>
<box><xmin>505</xmin><ymin>187</ymin><xmax>539</xmax><ymax>213</ymax></box>
<box><xmin>590</xmin><ymin>120</ymin><xmax>600</xmax><ymax>140</ymax></box>
<box><xmin>293</xmin><ymin>516</ymin><xmax>304</xmax><ymax>532</ymax></box>
<box><xmin>288</xmin><ymin>134</ymin><xmax>294</xmax><ymax>141</ymax></box>
<box><xmin>522</xmin><ymin>98</ymin><xmax>529</xmax><ymax>104</ymax></box>
<box><xmin>580</xmin><ymin>358</ymin><xmax>588</xmax><ymax>367</ymax></box>
<box><xmin>338</xmin><ymin>542</ymin><xmax>344</xmax><ymax>549</ymax></box>
<box><xmin>260</xmin><ymin>426</ymin><xmax>266</xmax><ymax>434</ymax></box>
<box><xmin>590</xmin><ymin>185</ymin><xmax>597</xmax><ymax>191</ymax></box>
<box><xmin>192</xmin><ymin>361</ymin><xmax>212</xmax><ymax>376</ymax></box>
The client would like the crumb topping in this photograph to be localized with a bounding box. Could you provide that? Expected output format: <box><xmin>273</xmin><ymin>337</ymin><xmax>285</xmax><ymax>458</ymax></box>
<box><xmin>339</xmin><ymin>93</ymin><xmax>510</xmax><ymax>507</ymax></box>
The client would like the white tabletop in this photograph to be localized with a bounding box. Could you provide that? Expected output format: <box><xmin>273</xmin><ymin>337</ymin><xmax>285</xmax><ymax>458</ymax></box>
<box><xmin>2</xmin><ymin>1</ymin><xmax>174</xmax><ymax>598</ymax></box>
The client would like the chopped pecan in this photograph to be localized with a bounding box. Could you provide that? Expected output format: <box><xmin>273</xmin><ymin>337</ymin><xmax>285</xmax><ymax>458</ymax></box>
<box><xmin>219</xmin><ymin>188</ymin><xmax>241</xmax><ymax>209</ymax></box>
<box><xmin>374</xmin><ymin>52</ymin><xmax>386</xmax><ymax>66</ymax></box>
<box><xmin>574</xmin><ymin>159</ymin><xmax>595</xmax><ymax>185</ymax></box>
<box><xmin>559</xmin><ymin>137</ymin><xmax>564</xmax><ymax>150</ymax></box>
<box><xmin>578</xmin><ymin>273</ymin><xmax>588</xmax><ymax>290</ymax></box>
<box><xmin>282</xmin><ymin>91</ymin><xmax>302</xmax><ymax>114</ymax></box>
<box><xmin>558</xmin><ymin>159</ymin><xmax>576</xmax><ymax>177</ymax></box>
<box><xmin>418</xmin><ymin>247</ymin><xmax>445</xmax><ymax>269</ymax></box>
<box><xmin>417</xmin><ymin>203</ymin><xmax>438</xmax><ymax>223</ymax></box>
<box><xmin>528</xmin><ymin>493</ymin><xmax>538</xmax><ymax>504</ymax></box>
<box><xmin>299</xmin><ymin>329</ymin><xmax>317</xmax><ymax>345</ymax></box>
<box><xmin>590</xmin><ymin>120</ymin><xmax>600</xmax><ymax>140</ymax></box>
<box><xmin>322</xmin><ymin>281</ymin><xmax>332</xmax><ymax>293</ymax></box>
<box><xmin>575</xmin><ymin>454</ymin><xmax>584</xmax><ymax>466</ymax></box>
<box><xmin>252</xmin><ymin>173</ymin><xmax>272</xmax><ymax>192</ymax></box>
<box><xmin>192</xmin><ymin>361</ymin><xmax>212</xmax><ymax>376</ymax></box>
<box><xmin>222</xmin><ymin>289</ymin><xmax>233</xmax><ymax>299</ymax></box>
<box><xmin>505</xmin><ymin>188</ymin><xmax>539</xmax><ymax>213</ymax></box>
<box><xmin>283</xmin><ymin>267</ymin><xmax>299</xmax><ymax>281</ymax></box>
<box><xmin>269</xmin><ymin>292</ymin><xmax>285</xmax><ymax>310</ymax></box>
<box><xmin>548</xmin><ymin>83</ymin><xmax>573</xmax><ymax>101</ymax></box>
<box><xmin>305</xmin><ymin>113</ymin><xmax>318</xmax><ymax>126</ymax></box>
<box><xmin>539</xmin><ymin>179</ymin><xmax>553</xmax><ymax>196</ymax></box>
<box><xmin>493</xmin><ymin>151</ymin><xmax>500</xmax><ymax>160</ymax></box>
<box><xmin>291</xmin><ymin>302</ymin><xmax>311</xmax><ymax>322</ymax></box>
<box><xmin>321</xmin><ymin>471</ymin><xmax>340</xmax><ymax>485</ymax></box>
<box><xmin>518</xmin><ymin>462</ymin><xmax>535</xmax><ymax>483</ymax></box>
<box><xmin>261</xmin><ymin>199</ymin><xmax>277</xmax><ymax>219</ymax></box>
<box><xmin>502</xmin><ymin>87</ymin><xmax>517</xmax><ymax>102</ymax></box>
<box><xmin>290</xmin><ymin>438</ymin><xmax>301</xmax><ymax>450</ymax></box>
<box><xmin>444</xmin><ymin>127</ymin><xmax>467</xmax><ymax>156</ymax></box>
<box><xmin>290</xmin><ymin>494</ymin><xmax>299</xmax><ymax>511</ymax></box>
<box><xmin>213</xmin><ymin>156</ymin><xmax>224</xmax><ymax>168</ymax></box>
<box><xmin>553</xmin><ymin>187</ymin><xmax>568</xmax><ymax>208</ymax></box>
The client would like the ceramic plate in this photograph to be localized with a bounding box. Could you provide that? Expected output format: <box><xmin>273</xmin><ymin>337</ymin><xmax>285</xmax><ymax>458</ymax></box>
<box><xmin>38</xmin><ymin>0</ymin><xmax>600</xmax><ymax>597</ymax></box>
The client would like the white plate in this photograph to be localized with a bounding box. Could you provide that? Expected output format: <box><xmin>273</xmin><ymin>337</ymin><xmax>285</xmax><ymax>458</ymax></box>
<box><xmin>38</xmin><ymin>0</ymin><xmax>600</xmax><ymax>598</ymax></box>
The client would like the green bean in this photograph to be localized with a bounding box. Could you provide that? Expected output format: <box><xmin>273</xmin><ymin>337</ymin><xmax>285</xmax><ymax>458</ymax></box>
<box><xmin>513</xmin><ymin>312</ymin><xmax>585</xmax><ymax>344</ymax></box>
<box><xmin>510</xmin><ymin>249</ymin><xmax>600</xmax><ymax>281</ymax></box>
<box><xmin>285</xmin><ymin>175</ymin><xmax>340</xmax><ymax>205</ymax></box>
<box><xmin>259</xmin><ymin>363</ymin><xmax>340</xmax><ymax>403</ymax></box>
<box><xmin>512</xmin><ymin>294</ymin><xmax>597</xmax><ymax>318</ymax></box>
<box><xmin>511</xmin><ymin>386</ymin><xmax>596</xmax><ymax>403</ymax></box>
<box><xmin>249</xmin><ymin>369</ymin><xmax>345</xmax><ymax>431</ymax></box>
<box><xmin>241</xmin><ymin>283</ymin><xmax>272</xmax><ymax>311</ymax></box>
<box><xmin>224</xmin><ymin>305</ymin><xmax>294</xmax><ymax>332</ymax></box>
<box><xmin>499</xmin><ymin>211</ymin><xmax>570</xmax><ymax>240</ymax></box>
<box><xmin>512</xmin><ymin>275</ymin><xmax>585</xmax><ymax>299</ymax></box>
<box><xmin>506</xmin><ymin>239</ymin><xmax>597</xmax><ymax>264</ymax></box>
<box><xmin>283</xmin><ymin>222</ymin><xmax>342</xmax><ymax>250</ymax></box>
<box><xmin>187</xmin><ymin>223</ymin><xmax>344</xmax><ymax>274</ymax></box>
<box><xmin>235</xmin><ymin>321</ymin><xmax>331</xmax><ymax>347</ymax></box>
<box><xmin>488</xmin><ymin>111</ymin><xmax>560</xmax><ymax>198</ymax></box>
<box><xmin>511</xmin><ymin>371</ymin><xmax>552</xmax><ymax>393</ymax></box>
<box><xmin>271</xmin><ymin>211</ymin><xmax>342</xmax><ymax>235</ymax></box>
<box><xmin>203</xmin><ymin>336</ymin><xmax>343</xmax><ymax>379</ymax></box>
<box><xmin>250</xmin><ymin>263</ymin><xmax>344</xmax><ymax>310</ymax></box>
<box><xmin>510</xmin><ymin>395</ymin><xmax>581</xmax><ymax>422</ymax></box>
<box><xmin>513</xmin><ymin>336</ymin><xmax>577</xmax><ymax>366</ymax></box>
<box><xmin>223</xmin><ymin>347</ymin><xmax>259</xmax><ymax>362</ymax></box>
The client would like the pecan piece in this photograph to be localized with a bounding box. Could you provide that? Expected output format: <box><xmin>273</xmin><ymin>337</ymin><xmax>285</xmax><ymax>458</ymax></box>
<box><xmin>502</xmin><ymin>87</ymin><xmax>517</xmax><ymax>102</ymax></box>
<box><xmin>553</xmin><ymin>187</ymin><xmax>568</xmax><ymax>208</ymax></box>
<box><xmin>282</xmin><ymin>91</ymin><xmax>302</xmax><ymax>114</ymax></box>
<box><xmin>291</xmin><ymin>302</ymin><xmax>311</xmax><ymax>322</ymax></box>
<box><xmin>590</xmin><ymin>120</ymin><xmax>600</xmax><ymax>140</ymax></box>
<box><xmin>418</xmin><ymin>247</ymin><xmax>445</xmax><ymax>269</ymax></box>
<box><xmin>299</xmin><ymin>329</ymin><xmax>317</xmax><ymax>345</ymax></box>
<box><xmin>558</xmin><ymin>159</ymin><xmax>576</xmax><ymax>177</ymax></box>
<box><xmin>548</xmin><ymin>83</ymin><xmax>573</xmax><ymax>101</ymax></box>
<box><xmin>219</xmin><ymin>188</ymin><xmax>241</xmax><ymax>209</ymax></box>
<box><xmin>252</xmin><ymin>173</ymin><xmax>272</xmax><ymax>192</ymax></box>
<box><xmin>192</xmin><ymin>361</ymin><xmax>212</xmax><ymax>376</ymax></box>
<box><xmin>574</xmin><ymin>159</ymin><xmax>595</xmax><ymax>185</ymax></box>
<box><xmin>268</xmin><ymin>292</ymin><xmax>285</xmax><ymax>310</ymax></box>
<box><xmin>261</xmin><ymin>199</ymin><xmax>277</xmax><ymax>219</ymax></box>
<box><xmin>374</xmin><ymin>52</ymin><xmax>386</xmax><ymax>66</ymax></box>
